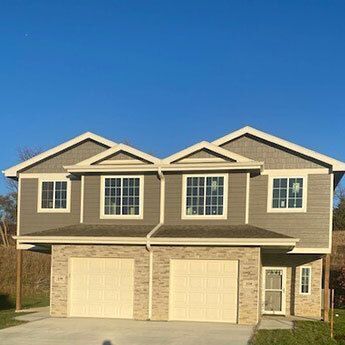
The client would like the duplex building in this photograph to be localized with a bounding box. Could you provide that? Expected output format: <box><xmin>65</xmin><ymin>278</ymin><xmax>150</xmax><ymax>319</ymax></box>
<box><xmin>4</xmin><ymin>126</ymin><xmax>344</xmax><ymax>325</ymax></box>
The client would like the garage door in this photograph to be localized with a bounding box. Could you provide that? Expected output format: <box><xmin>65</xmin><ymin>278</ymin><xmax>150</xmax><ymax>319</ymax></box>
<box><xmin>169</xmin><ymin>259</ymin><xmax>238</xmax><ymax>323</ymax></box>
<box><xmin>68</xmin><ymin>258</ymin><xmax>134</xmax><ymax>318</ymax></box>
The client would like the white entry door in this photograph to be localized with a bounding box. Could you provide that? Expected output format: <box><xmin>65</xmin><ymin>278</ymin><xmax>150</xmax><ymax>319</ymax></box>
<box><xmin>262</xmin><ymin>267</ymin><xmax>286</xmax><ymax>315</ymax></box>
<box><xmin>68</xmin><ymin>257</ymin><xmax>134</xmax><ymax>318</ymax></box>
<box><xmin>169</xmin><ymin>259</ymin><xmax>238</xmax><ymax>323</ymax></box>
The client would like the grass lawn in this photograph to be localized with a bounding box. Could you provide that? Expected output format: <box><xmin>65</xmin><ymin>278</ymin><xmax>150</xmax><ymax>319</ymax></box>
<box><xmin>250</xmin><ymin>309</ymin><xmax>345</xmax><ymax>345</ymax></box>
<box><xmin>0</xmin><ymin>295</ymin><xmax>49</xmax><ymax>330</ymax></box>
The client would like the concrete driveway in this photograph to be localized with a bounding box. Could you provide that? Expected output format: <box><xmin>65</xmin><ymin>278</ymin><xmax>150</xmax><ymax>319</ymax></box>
<box><xmin>0</xmin><ymin>317</ymin><xmax>253</xmax><ymax>345</ymax></box>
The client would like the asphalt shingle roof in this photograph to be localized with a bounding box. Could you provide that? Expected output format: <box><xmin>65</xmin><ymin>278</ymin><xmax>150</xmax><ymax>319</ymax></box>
<box><xmin>24</xmin><ymin>224</ymin><xmax>292</xmax><ymax>239</ymax></box>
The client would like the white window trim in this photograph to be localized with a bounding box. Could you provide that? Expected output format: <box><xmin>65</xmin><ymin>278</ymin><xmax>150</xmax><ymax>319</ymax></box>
<box><xmin>299</xmin><ymin>266</ymin><xmax>312</xmax><ymax>295</ymax></box>
<box><xmin>37</xmin><ymin>175</ymin><xmax>71</xmax><ymax>213</ymax></box>
<box><xmin>267</xmin><ymin>174</ymin><xmax>308</xmax><ymax>213</ymax></box>
<box><xmin>100</xmin><ymin>175</ymin><xmax>144</xmax><ymax>219</ymax></box>
<box><xmin>181</xmin><ymin>173</ymin><xmax>228</xmax><ymax>220</ymax></box>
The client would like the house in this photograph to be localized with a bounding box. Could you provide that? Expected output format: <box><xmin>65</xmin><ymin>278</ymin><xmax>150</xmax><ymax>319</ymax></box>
<box><xmin>3</xmin><ymin>126</ymin><xmax>345</xmax><ymax>325</ymax></box>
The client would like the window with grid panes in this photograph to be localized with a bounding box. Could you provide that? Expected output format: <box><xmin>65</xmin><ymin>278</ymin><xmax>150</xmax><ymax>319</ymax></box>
<box><xmin>104</xmin><ymin>177</ymin><xmax>140</xmax><ymax>216</ymax></box>
<box><xmin>185</xmin><ymin>176</ymin><xmax>225</xmax><ymax>216</ymax></box>
<box><xmin>272</xmin><ymin>177</ymin><xmax>304</xmax><ymax>209</ymax></box>
<box><xmin>41</xmin><ymin>181</ymin><xmax>68</xmax><ymax>209</ymax></box>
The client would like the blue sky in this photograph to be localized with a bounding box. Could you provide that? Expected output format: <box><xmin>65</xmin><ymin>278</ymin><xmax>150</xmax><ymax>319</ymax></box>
<box><xmin>1</xmin><ymin>1</ymin><xmax>344</xmax><ymax>193</ymax></box>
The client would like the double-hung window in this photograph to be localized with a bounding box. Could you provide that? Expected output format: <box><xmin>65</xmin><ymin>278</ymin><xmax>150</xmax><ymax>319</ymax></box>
<box><xmin>101</xmin><ymin>176</ymin><xmax>143</xmax><ymax>218</ymax></box>
<box><xmin>182</xmin><ymin>174</ymin><xmax>228</xmax><ymax>219</ymax></box>
<box><xmin>38</xmin><ymin>179</ymin><xmax>70</xmax><ymax>212</ymax></box>
<box><xmin>300</xmin><ymin>266</ymin><xmax>311</xmax><ymax>295</ymax></box>
<box><xmin>268</xmin><ymin>176</ymin><xmax>306</xmax><ymax>212</ymax></box>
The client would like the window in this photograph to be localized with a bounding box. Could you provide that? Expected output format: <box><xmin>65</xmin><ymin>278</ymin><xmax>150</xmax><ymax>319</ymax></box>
<box><xmin>268</xmin><ymin>176</ymin><xmax>306</xmax><ymax>212</ymax></box>
<box><xmin>300</xmin><ymin>266</ymin><xmax>311</xmax><ymax>294</ymax></box>
<box><xmin>38</xmin><ymin>180</ymin><xmax>70</xmax><ymax>212</ymax></box>
<box><xmin>182</xmin><ymin>174</ymin><xmax>228</xmax><ymax>219</ymax></box>
<box><xmin>101</xmin><ymin>176</ymin><xmax>143</xmax><ymax>218</ymax></box>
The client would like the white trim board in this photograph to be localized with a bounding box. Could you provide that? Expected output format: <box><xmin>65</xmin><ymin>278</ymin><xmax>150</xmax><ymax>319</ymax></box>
<box><xmin>37</xmin><ymin>176</ymin><xmax>72</xmax><ymax>213</ymax></box>
<box><xmin>262</xmin><ymin>266</ymin><xmax>287</xmax><ymax>315</ymax></box>
<box><xmin>15</xmin><ymin>236</ymin><xmax>299</xmax><ymax>246</ymax></box>
<box><xmin>65</xmin><ymin>161</ymin><xmax>263</xmax><ymax>173</ymax></box>
<box><xmin>212</xmin><ymin>126</ymin><xmax>345</xmax><ymax>172</ymax></box>
<box><xmin>288</xmin><ymin>247</ymin><xmax>331</xmax><ymax>254</ymax></box>
<box><xmin>266</xmin><ymin>174</ymin><xmax>308</xmax><ymax>213</ymax></box>
<box><xmin>299</xmin><ymin>266</ymin><xmax>312</xmax><ymax>295</ymax></box>
<box><xmin>245</xmin><ymin>173</ymin><xmax>250</xmax><ymax>224</ymax></box>
<box><xmin>262</xmin><ymin>169</ymin><xmax>329</xmax><ymax>175</ymax></box>
<box><xmin>3</xmin><ymin>132</ymin><xmax>117</xmax><ymax>178</ymax></box>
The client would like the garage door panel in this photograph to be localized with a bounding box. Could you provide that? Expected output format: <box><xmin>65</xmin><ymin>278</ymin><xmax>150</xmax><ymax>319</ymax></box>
<box><xmin>190</xmin><ymin>261</ymin><xmax>205</xmax><ymax>274</ymax></box>
<box><xmin>170</xmin><ymin>259</ymin><xmax>238</xmax><ymax>323</ymax></box>
<box><xmin>69</xmin><ymin>258</ymin><xmax>134</xmax><ymax>319</ymax></box>
<box><xmin>190</xmin><ymin>277</ymin><xmax>204</xmax><ymax>289</ymax></box>
<box><xmin>189</xmin><ymin>292</ymin><xmax>204</xmax><ymax>305</ymax></box>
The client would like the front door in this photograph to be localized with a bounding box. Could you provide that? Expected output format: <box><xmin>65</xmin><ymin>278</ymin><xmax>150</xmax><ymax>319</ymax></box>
<box><xmin>262</xmin><ymin>267</ymin><xmax>286</xmax><ymax>315</ymax></box>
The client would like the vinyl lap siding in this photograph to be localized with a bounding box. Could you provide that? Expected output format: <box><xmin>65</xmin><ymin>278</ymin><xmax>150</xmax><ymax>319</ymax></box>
<box><xmin>164</xmin><ymin>172</ymin><xmax>247</xmax><ymax>225</ymax></box>
<box><xmin>83</xmin><ymin>174</ymin><xmax>160</xmax><ymax>225</ymax></box>
<box><xmin>20</xmin><ymin>178</ymin><xmax>81</xmax><ymax>235</ymax></box>
<box><xmin>249</xmin><ymin>174</ymin><xmax>330</xmax><ymax>248</ymax></box>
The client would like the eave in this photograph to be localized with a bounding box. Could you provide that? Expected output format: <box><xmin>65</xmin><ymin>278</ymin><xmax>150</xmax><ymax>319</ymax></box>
<box><xmin>14</xmin><ymin>235</ymin><xmax>298</xmax><ymax>247</ymax></box>
<box><xmin>64</xmin><ymin>161</ymin><xmax>264</xmax><ymax>174</ymax></box>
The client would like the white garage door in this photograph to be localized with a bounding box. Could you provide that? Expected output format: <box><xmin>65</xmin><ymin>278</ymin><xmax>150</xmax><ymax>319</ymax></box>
<box><xmin>169</xmin><ymin>259</ymin><xmax>238</xmax><ymax>323</ymax></box>
<box><xmin>68</xmin><ymin>258</ymin><xmax>134</xmax><ymax>318</ymax></box>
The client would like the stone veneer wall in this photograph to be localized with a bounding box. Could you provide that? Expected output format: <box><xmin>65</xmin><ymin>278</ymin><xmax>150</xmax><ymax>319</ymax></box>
<box><xmin>151</xmin><ymin>246</ymin><xmax>261</xmax><ymax>325</ymax></box>
<box><xmin>51</xmin><ymin>244</ymin><xmax>261</xmax><ymax>325</ymax></box>
<box><xmin>51</xmin><ymin>245</ymin><xmax>150</xmax><ymax>319</ymax></box>
<box><xmin>294</xmin><ymin>258</ymin><xmax>322</xmax><ymax>318</ymax></box>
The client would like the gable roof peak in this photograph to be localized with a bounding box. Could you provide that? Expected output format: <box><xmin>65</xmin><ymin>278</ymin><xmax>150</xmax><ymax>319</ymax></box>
<box><xmin>212</xmin><ymin>126</ymin><xmax>345</xmax><ymax>171</ymax></box>
<box><xmin>163</xmin><ymin>140</ymin><xmax>255</xmax><ymax>164</ymax></box>
<box><xmin>3</xmin><ymin>131</ymin><xmax>117</xmax><ymax>178</ymax></box>
<box><xmin>75</xmin><ymin>142</ymin><xmax>161</xmax><ymax>166</ymax></box>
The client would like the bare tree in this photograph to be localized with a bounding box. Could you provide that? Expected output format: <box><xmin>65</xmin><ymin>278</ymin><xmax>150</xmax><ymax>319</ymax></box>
<box><xmin>334</xmin><ymin>184</ymin><xmax>345</xmax><ymax>231</ymax></box>
<box><xmin>17</xmin><ymin>146</ymin><xmax>43</xmax><ymax>162</ymax></box>
<box><xmin>5</xmin><ymin>146</ymin><xmax>43</xmax><ymax>194</ymax></box>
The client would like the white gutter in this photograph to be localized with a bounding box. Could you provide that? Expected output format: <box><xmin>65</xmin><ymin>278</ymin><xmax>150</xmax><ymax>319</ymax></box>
<box><xmin>13</xmin><ymin>236</ymin><xmax>147</xmax><ymax>244</ymax></box>
<box><xmin>14</xmin><ymin>236</ymin><xmax>299</xmax><ymax>247</ymax></box>
<box><xmin>149</xmin><ymin>237</ymin><xmax>299</xmax><ymax>246</ymax></box>
<box><xmin>146</xmin><ymin>167</ymin><xmax>165</xmax><ymax>320</ymax></box>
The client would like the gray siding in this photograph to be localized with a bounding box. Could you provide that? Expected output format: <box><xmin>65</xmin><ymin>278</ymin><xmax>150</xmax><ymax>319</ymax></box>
<box><xmin>164</xmin><ymin>172</ymin><xmax>247</xmax><ymax>225</ymax></box>
<box><xmin>20</xmin><ymin>178</ymin><xmax>81</xmax><ymax>235</ymax></box>
<box><xmin>104</xmin><ymin>151</ymin><xmax>138</xmax><ymax>161</ymax></box>
<box><xmin>21</xmin><ymin>139</ymin><xmax>109</xmax><ymax>173</ymax></box>
<box><xmin>96</xmin><ymin>151</ymin><xmax>150</xmax><ymax>164</ymax></box>
<box><xmin>83</xmin><ymin>173</ymin><xmax>160</xmax><ymax>225</ymax></box>
<box><xmin>249</xmin><ymin>174</ymin><xmax>330</xmax><ymax>248</ymax></box>
<box><xmin>221</xmin><ymin>135</ymin><xmax>327</xmax><ymax>169</ymax></box>
<box><xmin>175</xmin><ymin>149</ymin><xmax>234</xmax><ymax>162</ymax></box>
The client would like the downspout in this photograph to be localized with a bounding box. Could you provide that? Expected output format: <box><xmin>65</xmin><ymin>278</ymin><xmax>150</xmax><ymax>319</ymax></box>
<box><xmin>146</xmin><ymin>167</ymin><xmax>165</xmax><ymax>320</ymax></box>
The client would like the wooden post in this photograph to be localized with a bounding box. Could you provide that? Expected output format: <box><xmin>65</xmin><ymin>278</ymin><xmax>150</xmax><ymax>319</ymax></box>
<box><xmin>15</xmin><ymin>249</ymin><xmax>23</xmax><ymax>312</ymax></box>
<box><xmin>324</xmin><ymin>254</ymin><xmax>331</xmax><ymax>322</ymax></box>
<box><xmin>330</xmin><ymin>289</ymin><xmax>335</xmax><ymax>338</ymax></box>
